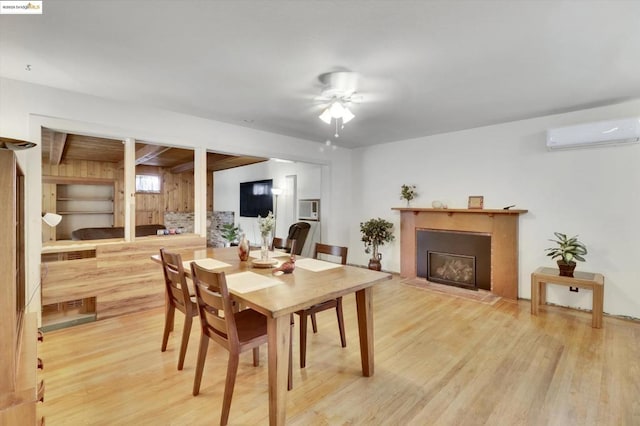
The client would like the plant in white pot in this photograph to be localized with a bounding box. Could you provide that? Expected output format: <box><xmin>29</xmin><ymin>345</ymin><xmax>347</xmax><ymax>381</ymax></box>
<box><xmin>220</xmin><ymin>223</ymin><xmax>241</xmax><ymax>247</ymax></box>
<box><xmin>545</xmin><ymin>232</ymin><xmax>587</xmax><ymax>277</ymax></box>
<box><xmin>360</xmin><ymin>217</ymin><xmax>395</xmax><ymax>271</ymax></box>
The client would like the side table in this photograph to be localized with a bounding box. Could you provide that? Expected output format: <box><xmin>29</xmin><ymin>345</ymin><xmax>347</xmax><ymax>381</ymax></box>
<box><xmin>530</xmin><ymin>267</ymin><xmax>604</xmax><ymax>328</ymax></box>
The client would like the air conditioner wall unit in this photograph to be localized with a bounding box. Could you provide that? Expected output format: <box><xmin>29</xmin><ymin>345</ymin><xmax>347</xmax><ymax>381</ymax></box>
<box><xmin>546</xmin><ymin>117</ymin><xmax>640</xmax><ymax>150</ymax></box>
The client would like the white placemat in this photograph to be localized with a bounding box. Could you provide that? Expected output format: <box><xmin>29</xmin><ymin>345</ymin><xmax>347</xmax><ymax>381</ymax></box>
<box><xmin>183</xmin><ymin>258</ymin><xmax>231</xmax><ymax>271</ymax></box>
<box><xmin>226</xmin><ymin>271</ymin><xmax>283</xmax><ymax>293</ymax></box>
<box><xmin>294</xmin><ymin>258</ymin><xmax>343</xmax><ymax>272</ymax></box>
<box><xmin>249</xmin><ymin>250</ymin><xmax>291</xmax><ymax>259</ymax></box>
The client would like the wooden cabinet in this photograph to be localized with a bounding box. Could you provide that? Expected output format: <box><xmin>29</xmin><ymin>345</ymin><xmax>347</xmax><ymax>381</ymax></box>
<box><xmin>0</xmin><ymin>150</ymin><xmax>39</xmax><ymax>424</ymax></box>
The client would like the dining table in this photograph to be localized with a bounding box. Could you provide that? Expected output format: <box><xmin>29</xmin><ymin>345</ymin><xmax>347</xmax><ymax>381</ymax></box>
<box><xmin>151</xmin><ymin>246</ymin><xmax>391</xmax><ymax>425</ymax></box>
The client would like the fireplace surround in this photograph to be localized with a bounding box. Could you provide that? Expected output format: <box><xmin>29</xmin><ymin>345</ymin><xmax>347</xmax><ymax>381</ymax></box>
<box><xmin>393</xmin><ymin>207</ymin><xmax>527</xmax><ymax>299</ymax></box>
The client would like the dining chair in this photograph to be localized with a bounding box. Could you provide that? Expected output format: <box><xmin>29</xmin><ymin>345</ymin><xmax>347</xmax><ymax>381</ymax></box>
<box><xmin>190</xmin><ymin>263</ymin><xmax>292</xmax><ymax>425</ymax></box>
<box><xmin>276</xmin><ymin>222</ymin><xmax>310</xmax><ymax>255</ymax></box>
<box><xmin>294</xmin><ymin>243</ymin><xmax>348</xmax><ymax>368</ymax></box>
<box><xmin>159</xmin><ymin>248</ymin><xmax>198</xmax><ymax>370</ymax></box>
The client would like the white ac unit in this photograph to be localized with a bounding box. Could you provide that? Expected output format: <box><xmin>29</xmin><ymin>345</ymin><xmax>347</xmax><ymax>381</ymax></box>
<box><xmin>546</xmin><ymin>117</ymin><xmax>640</xmax><ymax>150</ymax></box>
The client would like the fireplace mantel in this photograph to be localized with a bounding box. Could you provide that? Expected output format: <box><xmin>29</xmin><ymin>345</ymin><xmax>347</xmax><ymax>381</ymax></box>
<box><xmin>392</xmin><ymin>207</ymin><xmax>527</xmax><ymax>299</ymax></box>
<box><xmin>392</xmin><ymin>207</ymin><xmax>528</xmax><ymax>215</ymax></box>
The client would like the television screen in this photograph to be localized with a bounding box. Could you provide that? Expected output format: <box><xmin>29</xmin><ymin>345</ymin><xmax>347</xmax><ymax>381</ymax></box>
<box><xmin>240</xmin><ymin>179</ymin><xmax>273</xmax><ymax>217</ymax></box>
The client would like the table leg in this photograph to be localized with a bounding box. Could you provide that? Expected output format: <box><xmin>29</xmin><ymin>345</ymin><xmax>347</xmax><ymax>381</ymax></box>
<box><xmin>355</xmin><ymin>287</ymin><xmax>374</xmax><ymax>377</ymax></box>
<box><xmin>592</xmin><ymin>282</ymin><xmax>604</xmax><ymax>328</ymax></box>
<box><xmin>267</xmin><ymin>315</ymin><xmax>290</xmax><ymax>426</ymax></box>
<box><xmin>531</xmin><ymin>275</ymin><xmax>539</xmax><ymax>315</ymax></box>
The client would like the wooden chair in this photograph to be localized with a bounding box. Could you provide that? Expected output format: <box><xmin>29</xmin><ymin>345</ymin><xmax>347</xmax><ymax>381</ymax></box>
<box><xmin>294</xmin><ymin>243</ymin><xmax>348</xmax><ymax>368</ymax></box>
<box><xmin>190</xmin><ymin>263</ymin><xmax>292</xmax><ymax>425</ymax></box>
<box><xmin>159</xmin><ymin>248</ymin><xmax>198</xmax><ymax>370</ymax></box>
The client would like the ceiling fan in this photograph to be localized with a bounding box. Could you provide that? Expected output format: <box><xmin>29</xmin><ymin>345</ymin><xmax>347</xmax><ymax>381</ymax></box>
<box><xmin>314</xmin><ymin>70</ymin><xmax>364</xmax><ymax>139</ymax></box>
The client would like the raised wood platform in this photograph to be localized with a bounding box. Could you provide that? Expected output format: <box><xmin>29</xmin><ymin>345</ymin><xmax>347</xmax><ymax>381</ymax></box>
<box><xmin>41</xmin><ymin>234</ymin><xmax>206</xmax><ymax>323</ymax></box>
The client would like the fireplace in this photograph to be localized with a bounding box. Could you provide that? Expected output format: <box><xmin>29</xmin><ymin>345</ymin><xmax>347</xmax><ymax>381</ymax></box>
<box><xmin>417</xmin><ymin>229</ymin><xmax>491</xmax><ymax>291</ymax></box>
<box><xmin>427</xmin><ymin>252</ymin><xmax>475</xmax><ymax>288</ymax></box>
<box><xmin>393</xmin><ymin>207</ymin><xmax>527</xmax><ymax>299</ymax></box>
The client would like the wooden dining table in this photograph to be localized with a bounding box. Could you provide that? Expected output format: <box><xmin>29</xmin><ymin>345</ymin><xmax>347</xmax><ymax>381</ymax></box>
<box><xmin>151</xmin><ymin>247</ymin><xmax>392</xmax><ymax>425</ymax></box>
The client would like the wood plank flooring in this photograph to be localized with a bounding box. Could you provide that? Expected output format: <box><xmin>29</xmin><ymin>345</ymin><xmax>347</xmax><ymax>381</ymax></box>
<box><xmin>39</xmin><ymin>275</ymin><xmax>640</xmax><ymax>425</ymax></box>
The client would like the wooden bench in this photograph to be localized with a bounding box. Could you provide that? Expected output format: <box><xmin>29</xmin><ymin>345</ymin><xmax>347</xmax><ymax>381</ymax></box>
<box><xmin>531</xmin><ymin>266</ymin><xmax>604</xmax><ymax>328</ymax></box>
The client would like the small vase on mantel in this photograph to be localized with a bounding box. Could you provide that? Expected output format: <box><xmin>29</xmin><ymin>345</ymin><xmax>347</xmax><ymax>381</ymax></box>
<box><xmin>237</xmin><ymin>233</ymin><xmax>249</xmax><ymax>261</ymax></box>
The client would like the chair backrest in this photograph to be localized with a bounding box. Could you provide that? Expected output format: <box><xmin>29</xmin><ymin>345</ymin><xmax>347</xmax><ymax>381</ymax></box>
<box><xmin>159</xmin><ymin>248</ymin><xmax>193</xmax><ymax>314</ymax></box>
<box><xmin>190</xmin><ymin>263</ymin><xmax>238</xmax><ymax>352</ymax></box>
<box><xmin>286</xmin><ymin>222</ymin><xmax>311</xmax><ymax>255</ymax></box>
<box><xmin>314</xmin><ymin>243</ymin><xmax>348</xmax><ymax>265</ymax></box>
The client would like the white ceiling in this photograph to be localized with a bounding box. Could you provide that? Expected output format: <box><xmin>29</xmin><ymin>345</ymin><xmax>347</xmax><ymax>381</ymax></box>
<box><xmin>2</xmin><ymin>1</ymin><xmax>640</xmax><ymax>148</ymax></box>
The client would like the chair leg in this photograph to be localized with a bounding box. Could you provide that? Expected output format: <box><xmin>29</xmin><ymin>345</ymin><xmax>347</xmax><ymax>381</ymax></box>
<box><xmin>252</xmin><ymin>347</ymin><xmax>260</xmax><ymax>367</ymax></box>
<box><xmin>177</xmin><ymin>314</ymin><xmax>193</xmax><ymax>370</ymax></box>
<box><xmin>311</xmin><ymin>312</ymin><xmax>318</xmax><ymax>333</ymax></box>
<box><xmin>192</xmin><ymin>335</ymin><xmax>209</xmax><ymax>396</ymax></box>
<box><xmin>299</xmin><ymin>311</ymin><xmax>308</xmax><ymax>368</ymax></box>
<box><xmin>221</xmin><ymin>353</ymin><xmax>240</xmax><ymax>426</ymax></box>
<box><xmin>336</xmin><ymin>297</ymin><xmax>346</xmax><ymax>348</ymax></box>
<box><xmin>161</xmin><ymin>305</ymin><xmax>175</xmax><ymax>352</ymax></box>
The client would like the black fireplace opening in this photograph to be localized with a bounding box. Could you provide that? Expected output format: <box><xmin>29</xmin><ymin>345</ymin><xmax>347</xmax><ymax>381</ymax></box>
<box><xmin>417</xmin><ymin>230</ymin><xmax>491</xmax><ymax>291</ymax></box>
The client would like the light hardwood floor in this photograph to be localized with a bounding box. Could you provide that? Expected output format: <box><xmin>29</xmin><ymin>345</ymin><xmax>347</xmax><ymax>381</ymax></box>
<box><xmin>40</xmin><ymin>275</ymin><xmax>640</xmax><ymax>425</ymax></box>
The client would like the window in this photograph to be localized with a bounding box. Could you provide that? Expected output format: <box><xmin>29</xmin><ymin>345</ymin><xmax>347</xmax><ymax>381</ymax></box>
<box><xmin>136</xmin><ymin>174</ymin><xmax>161</xmax><ymax>193</ymax></box>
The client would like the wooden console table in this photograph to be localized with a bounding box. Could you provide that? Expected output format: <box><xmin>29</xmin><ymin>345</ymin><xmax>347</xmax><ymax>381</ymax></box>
<box><xmin>530</xmin><ymin>267</ymin><xmax>604</xmax><ymax>328</ymax></box>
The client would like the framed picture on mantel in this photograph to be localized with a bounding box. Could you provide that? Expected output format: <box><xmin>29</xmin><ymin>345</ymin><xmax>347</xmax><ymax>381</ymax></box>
<box><xmin>468</xmin><ymin>196</ymin><xmax>484</xmax><ymax>209</ymax></box>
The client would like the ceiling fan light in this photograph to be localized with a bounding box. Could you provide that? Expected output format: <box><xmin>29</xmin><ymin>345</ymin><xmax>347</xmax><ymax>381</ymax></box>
<box><xmin>329</xmin><ymin>101</ymin><xmax>346</xmax><ymax>118</ymax></box>
<box><xmin>319</xmin><ymin>108</ymin><xmax>332</xmax><ymax>124</ymax></box>
<box><xmin>342</xmin><ymin>107</ymin><xmax>355</xmax><ymax>124</ymax></box>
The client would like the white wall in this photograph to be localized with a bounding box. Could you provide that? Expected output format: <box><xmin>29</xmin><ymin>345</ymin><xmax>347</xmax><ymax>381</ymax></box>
<box><xmin>350</xmin><ymin>99</ymin><xmax>640</xmax><ymax>318</ymax></box>
<box><xmin>3</xmin><ymin>76</ymin><xmax>639</xmax><ymax>319</ymax></box>
<box><xmin>214</xmin><ymin>160</ymin><xmax>323</xmax><ymax>245</ymax></box>
<box><xmin>0</xmin><ymin>77</ymin><xmax>352</xmax><ymax>321</ymax></box>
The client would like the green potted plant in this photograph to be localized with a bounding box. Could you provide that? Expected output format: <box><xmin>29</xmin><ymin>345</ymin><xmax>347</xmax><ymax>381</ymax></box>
<box><xmin>360</xmin><ymin>217</ymin><xmax>395</xmax><ymax>271</ymax></box>
<box><xmin>400</xmin><ymin>184</ymin><xmax>417</xmax><ymax>206</ymax></box>
<box><xmin>545</xmin><ymin>232</ymin><xmax>587</xmax><ymax>277</ymax></box>
<box><xmin>220</xmin><ymin>223</ymin><xmax>241</xmax><ymax>247</ymax></box>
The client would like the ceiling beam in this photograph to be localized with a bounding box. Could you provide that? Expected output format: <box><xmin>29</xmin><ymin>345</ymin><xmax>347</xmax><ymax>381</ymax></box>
<box><xmin>49</xmin><ymin>132</ymin><xmax>67</xmax><ymax>165</ymax></box>
<box><xmin>170</xmin><ymin>161</ymin><xmax>195</xmax><ymax>174</ymax></box>
<box><xmin>117</xmin><ymin>144</ymin><xmax>172</xmax><ymax>168</ymax></box>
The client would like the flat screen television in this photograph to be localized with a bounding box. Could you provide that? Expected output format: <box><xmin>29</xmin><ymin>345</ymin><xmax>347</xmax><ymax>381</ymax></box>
<box><xmin>240</xmin><ymin>179</ymin><xmax>273</xmax><ymax>217</ymax></box>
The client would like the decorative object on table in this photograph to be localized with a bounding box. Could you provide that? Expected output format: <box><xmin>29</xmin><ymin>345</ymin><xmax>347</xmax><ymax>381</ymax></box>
<box><xmin>468</xmin><ymin>195</ymin><xmax>484</xmax><ymax>209</ymax></box>
<box><xmin>545</xmin><ymin>232</ymin><xmax>587</xmax><ymax>277</ymax></box>
<box><xmin>221</xmin><ymin>223</ymin><xmax>241</xmax><ymax>247</ymax></box>
<box><xmin>258</xmin><ymin>211</ymin><xmax>275</xmax><ymax>261</ymax></box>
<box><xmin>360</xmin><ymin>217</ymin><xmax>395</xmax><ymax>271</ymax></box>
<box><xmin>237</xmin><ymin>233</ymin><xmax>250</xmax><ymax>261</ymax></box>
<box><xmin>431</xmin><ymin>200</ymin><xmax>447</xmax><ymax>209</ymax></box>
<box><xmin>251</xmin><ymin>258</ymin><xmax>278</xmax><ymax>268</ymax></box>
<box><xmin>400</xmin><ymin>184</ymin><xmax>417</xmax><ymax>206</ymax></box>
<box><xmin>273</xmin><ymin>253</ymin><xmax>296</xmax><ymax>275</ymax></box>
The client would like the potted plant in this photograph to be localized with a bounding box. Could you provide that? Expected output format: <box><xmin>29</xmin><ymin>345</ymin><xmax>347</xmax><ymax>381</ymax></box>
<box><xmin>360</xmin><ymin>217</ymin><xmax>395</xmax><ymax>271</ymax></box>
<box><xmin>545</xmin><ymin>232</ymin><xmax>587</xmax><ymax>277</ymax></box>
<box><xmin>400</xmin><ymin>184</ymin><xmax>417</xmax><ymax>206</ymax></box>
<box><xmin>220</xmin><ymin>223</ymin><xmax>240</xmax><ymax>247</ymax></box>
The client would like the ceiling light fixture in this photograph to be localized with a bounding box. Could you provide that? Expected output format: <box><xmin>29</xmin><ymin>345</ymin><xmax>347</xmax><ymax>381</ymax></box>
<box><xmin>318</xmin><ymin>99</ymin><xmax>355</xmax><ymax>138</ymax></box>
